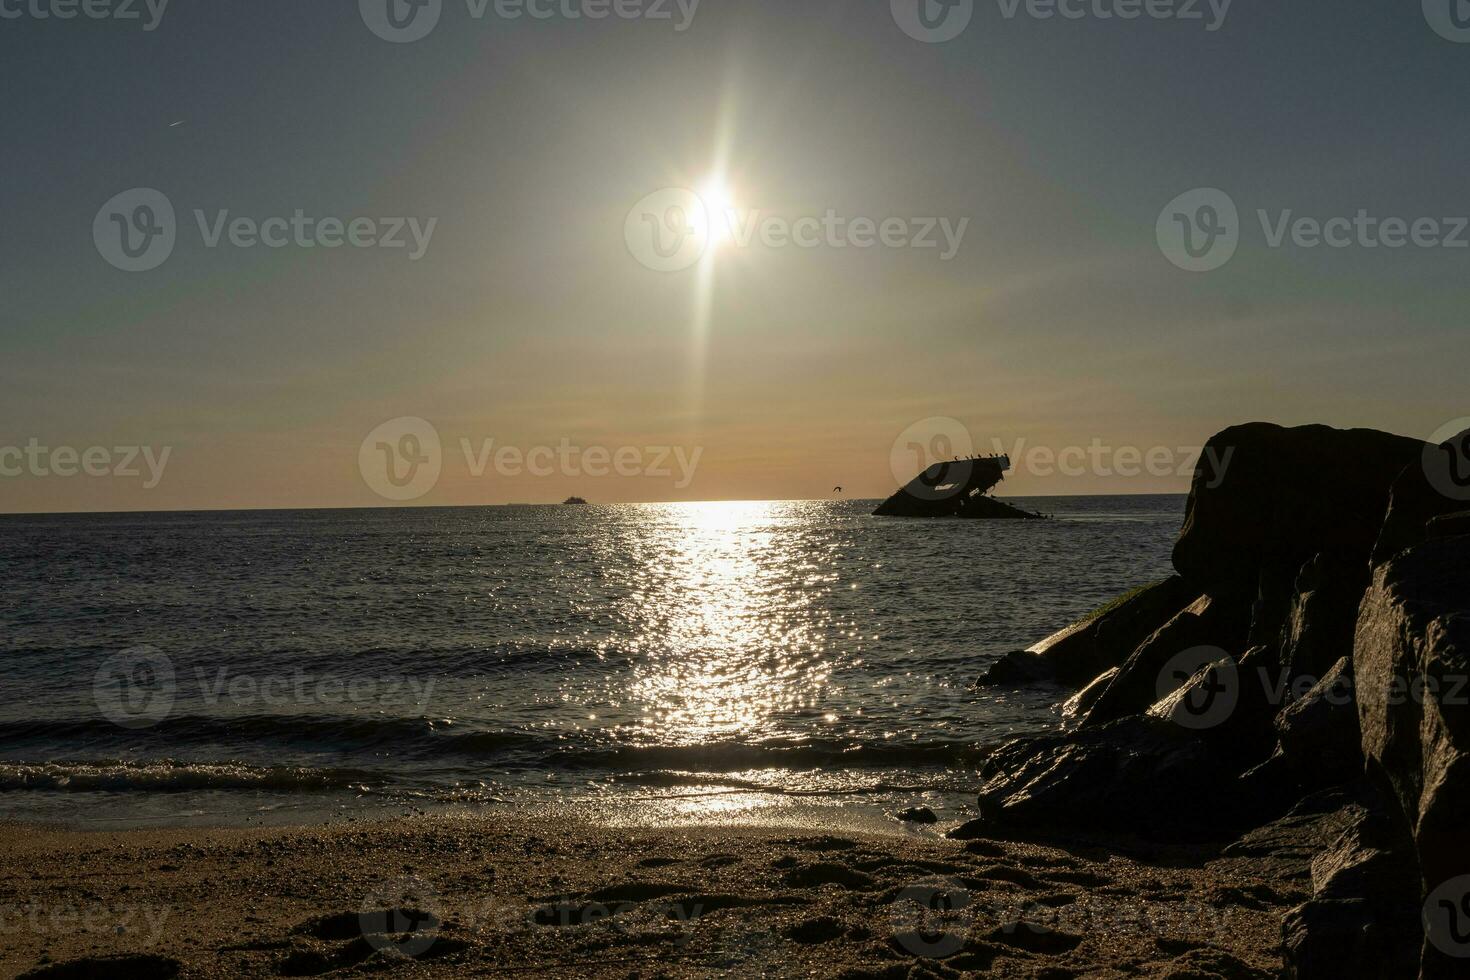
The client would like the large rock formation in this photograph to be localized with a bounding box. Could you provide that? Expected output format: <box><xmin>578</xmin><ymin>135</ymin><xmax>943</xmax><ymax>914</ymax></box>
<box><xmin>970</xmin><ymin>420</ymin><xmax>1470</xmax><ymax>980</ymax></box>
<box><xmin>1273</xmin><ymin>656</ymin><xmax>1362</xmax><ymax>792</ymax></box>
<box><xmin>974</xmin><ymin>716</ymin><xmax>1281</xmax><ymax>841</ymax></box>
<box><xmin>1280</xmin><ymin>788</ymin><xmax>1422</xmax><ymax>980</ymax></box>
<box><xmin>1354</xmin><ymin>532</ymin><xmax>1470</xmax><ymax>978</ymax></box>
<box><xmin>1171</xmin><ymin>422</ymin><xmax>1425</xmax><ymax>594</ymax></box>
<box><xmin>1371</xmin><ymin>425</ymin><xmax>1470</xmax><ymax>566</ymax></box>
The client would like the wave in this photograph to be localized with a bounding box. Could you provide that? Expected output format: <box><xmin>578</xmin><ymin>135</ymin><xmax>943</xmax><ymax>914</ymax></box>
<box><xmin>0</xmin><ymin>760</ymin><xmax>378</xmax><ymax>794</ymax></box>
<box><xmin>546</xmin><ymin>737</ymin><xmax>991</xmax><ymax>772</ymax></box>
<box><xmin>0</xmin><ymin>714</ymin><xmax>540</xmax><ymax>760</ymax></box>
<box><xmin>0</xmin><ymin>713</ymin><xmax>992</xmax><ymax>771</ymax></box>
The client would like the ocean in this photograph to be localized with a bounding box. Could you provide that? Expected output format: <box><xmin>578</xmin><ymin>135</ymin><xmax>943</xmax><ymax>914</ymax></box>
<box><xmin>0</xmin><ymin>496</ymin><xmax>1183</xmax><ymax>829</ymax></box>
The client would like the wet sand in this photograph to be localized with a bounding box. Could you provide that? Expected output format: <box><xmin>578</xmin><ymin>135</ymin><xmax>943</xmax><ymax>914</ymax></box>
<box><xmin>0</xmin><ymin>814</ymin><xmax>1303</xmax><ymax>978</ymax></box>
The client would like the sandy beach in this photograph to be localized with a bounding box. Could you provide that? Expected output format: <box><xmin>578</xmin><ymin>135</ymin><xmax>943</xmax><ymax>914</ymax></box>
<box><xmin>0</xmin><ymin>811</ymin><xmax>1317</xmax><ymax>979</ymax></box>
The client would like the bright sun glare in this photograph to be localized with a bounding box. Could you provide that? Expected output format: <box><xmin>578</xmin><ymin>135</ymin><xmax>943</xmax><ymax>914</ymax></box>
<box><xmin>697</xmin><ymin>176</ymin><xmax>737</xmax><ymax>248</ymax></box>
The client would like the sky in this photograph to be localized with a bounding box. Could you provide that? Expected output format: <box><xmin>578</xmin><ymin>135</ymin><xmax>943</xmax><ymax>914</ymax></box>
<box><xmin>2</xmin><ymin>0</ymin><xmax>1467</xmax><ymax>511</ymax></box>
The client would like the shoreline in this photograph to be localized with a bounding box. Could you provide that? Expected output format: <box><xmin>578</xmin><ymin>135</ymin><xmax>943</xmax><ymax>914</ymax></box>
<box><xmin>0</xmin><ymin>812</ymin><xmax>1302</xmax><ymax>979</ymax></box>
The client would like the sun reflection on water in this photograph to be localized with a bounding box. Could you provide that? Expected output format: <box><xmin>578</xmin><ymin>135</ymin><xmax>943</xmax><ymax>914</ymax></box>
<box><xmin>622</xmin><ymin>501</ymin><xmax>834</xmax><ymax>744</ymax></box>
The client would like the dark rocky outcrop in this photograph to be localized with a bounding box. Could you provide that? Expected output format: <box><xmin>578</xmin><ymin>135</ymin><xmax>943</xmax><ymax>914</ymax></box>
<box><xmin>1278</xmin><ymin>554</ymin><xmax>1364</xmax><ymax>688</ymax></box>
<box><xmin>1273</xmin><ymin>657</ymin><xmax>1361</xmax><ymax>792</ymax></box>
<box><xmin>975</xmin><ymin>716</ymin><xmax>1286</xmax><ymax>841</ymax></box>
<box><xmin>1060</xmin><ymin>666</ymin><xmax>1117</xmax><ymax>722</ymax></box>
<box><xmin>1280</xmin><ymin>787</ymin><xmax>1421</xmax><ymax>980</ymax></box>
<box><xmin>1354</xmin><ymin>532</ymin><xmax>1470</xmax><ymax>979</ymax></box>
<box><xmin>1371</xmin><ymin>425</ymin><xmax>1470</xmax><ymax>566</ymax></box>
<box><xmin>978</xmin><ymin>576</ymin><xmax>1197</xmax><ymax>688</ymax></box>
<box><xmin>1172</xmin><ymin>423</ymin><xmax>1425</xmax><ymax>593</ymax></box>
<box><xmin>1081</xmin><ymin>590</ymin><xmax>1251</xmax><ymax>726</ymax></box>
<box><xmin>970</xmin><ymin>421</ymin><xmax>1470</xmax><ymax>979</ymax></box>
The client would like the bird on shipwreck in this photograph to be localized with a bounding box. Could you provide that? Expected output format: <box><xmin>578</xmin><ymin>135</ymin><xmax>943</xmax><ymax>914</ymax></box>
<box><xmin>873</xmin><ymin>454</ymin><xmax>1046</xmax><ymax>519</ymax></box>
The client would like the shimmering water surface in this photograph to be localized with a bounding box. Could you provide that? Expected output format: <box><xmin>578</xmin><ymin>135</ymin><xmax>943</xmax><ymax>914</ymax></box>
<box><xmin>0</xmin><ymin>497</ymin><xmax>1182</xmax><ymax>828</ymax></box>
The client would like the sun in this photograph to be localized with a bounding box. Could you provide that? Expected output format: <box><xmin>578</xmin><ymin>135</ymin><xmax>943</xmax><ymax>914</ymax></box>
<box><xmin>696</xmin><ymin>176</ymin><xmax>738</xmax><ymax>248</ymax></box>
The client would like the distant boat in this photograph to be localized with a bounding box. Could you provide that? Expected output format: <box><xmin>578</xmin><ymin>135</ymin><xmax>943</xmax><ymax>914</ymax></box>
<box><xmin>562</xmin><ymin>496</ymin><xmax>588</xmax><ymax>505</ymax></box>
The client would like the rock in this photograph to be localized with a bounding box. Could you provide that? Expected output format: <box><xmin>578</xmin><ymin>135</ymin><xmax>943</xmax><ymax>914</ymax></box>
<box><xmin>895</xmin><ymin>806</ymin><xmax>937</xmax><ymax>824</ymax></box>
<box><xmin>975</xmin><ymin>716</ymin><xmax>1281</xmax><ymax>841</ymax></box>
<box><xmin>1428</xmin><ymin>509</ymin><xmax>1470</xmax><ymax>539</ymax></box>
<box><xmin>1278</xmin><ymin>554</ymin><xmax>1367</xmax><ymax>688</ymax></box>
<box><xmin>1081</xmin><ymin>590</ymin><xmax>1251</xmax><ymax>726</ymax></box>
<box><xmin>1061</xmin><ymin>667</ymin><xmax>1117</xmax><ymax>722</ymax></box>
<box><xmin>1146</xmin><ymin>653</ymin><xmax>1240</xmax><ymax>729</ymax></box>
<box><xmin>1248</xmin><ymin>560</ymin><xmax>1300</xmax><ymax>648</ymax></box>
<box><xmin>1354</xmin><ymin>534</ymin><xmax>1470</xmax><ymax>978</ymax></box>
<box><xmin>1371</xmin><ymin>426</ymin><xmax>1470</xmax><ymax>565</ymax></box>
<box><xmin>978</xmin><ymin>650</ymin><xmax>1059</xmax><ymax>686</ymax></box>
<box><xmin>979</xmin><ymin>576</ymin><xmax>1197</xmax><ymax>689</ymax></box>
<box><xmin>1274</xmin><ymin>657</ymin><xmax>1361</xmax><ymax>791</ymax></box>
<box><xmin>1143</xmin><ymin>646</ymin><xmax>1281</xmax><ymax>769</ymax></box>
<box><xmin>1173</xmin><ymin>423</ymin><xmax>1425</xmax><ymax>593</ymax></box>
<box><xmin>1221</xmin><ymin>783</ymin><xmax>1373</xmax><ymax>879</ymax></box>
<box><xmin>1280</xmin><ymin>792</ymin><xmax>1420</xmax><ymax>979</ymax></box>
